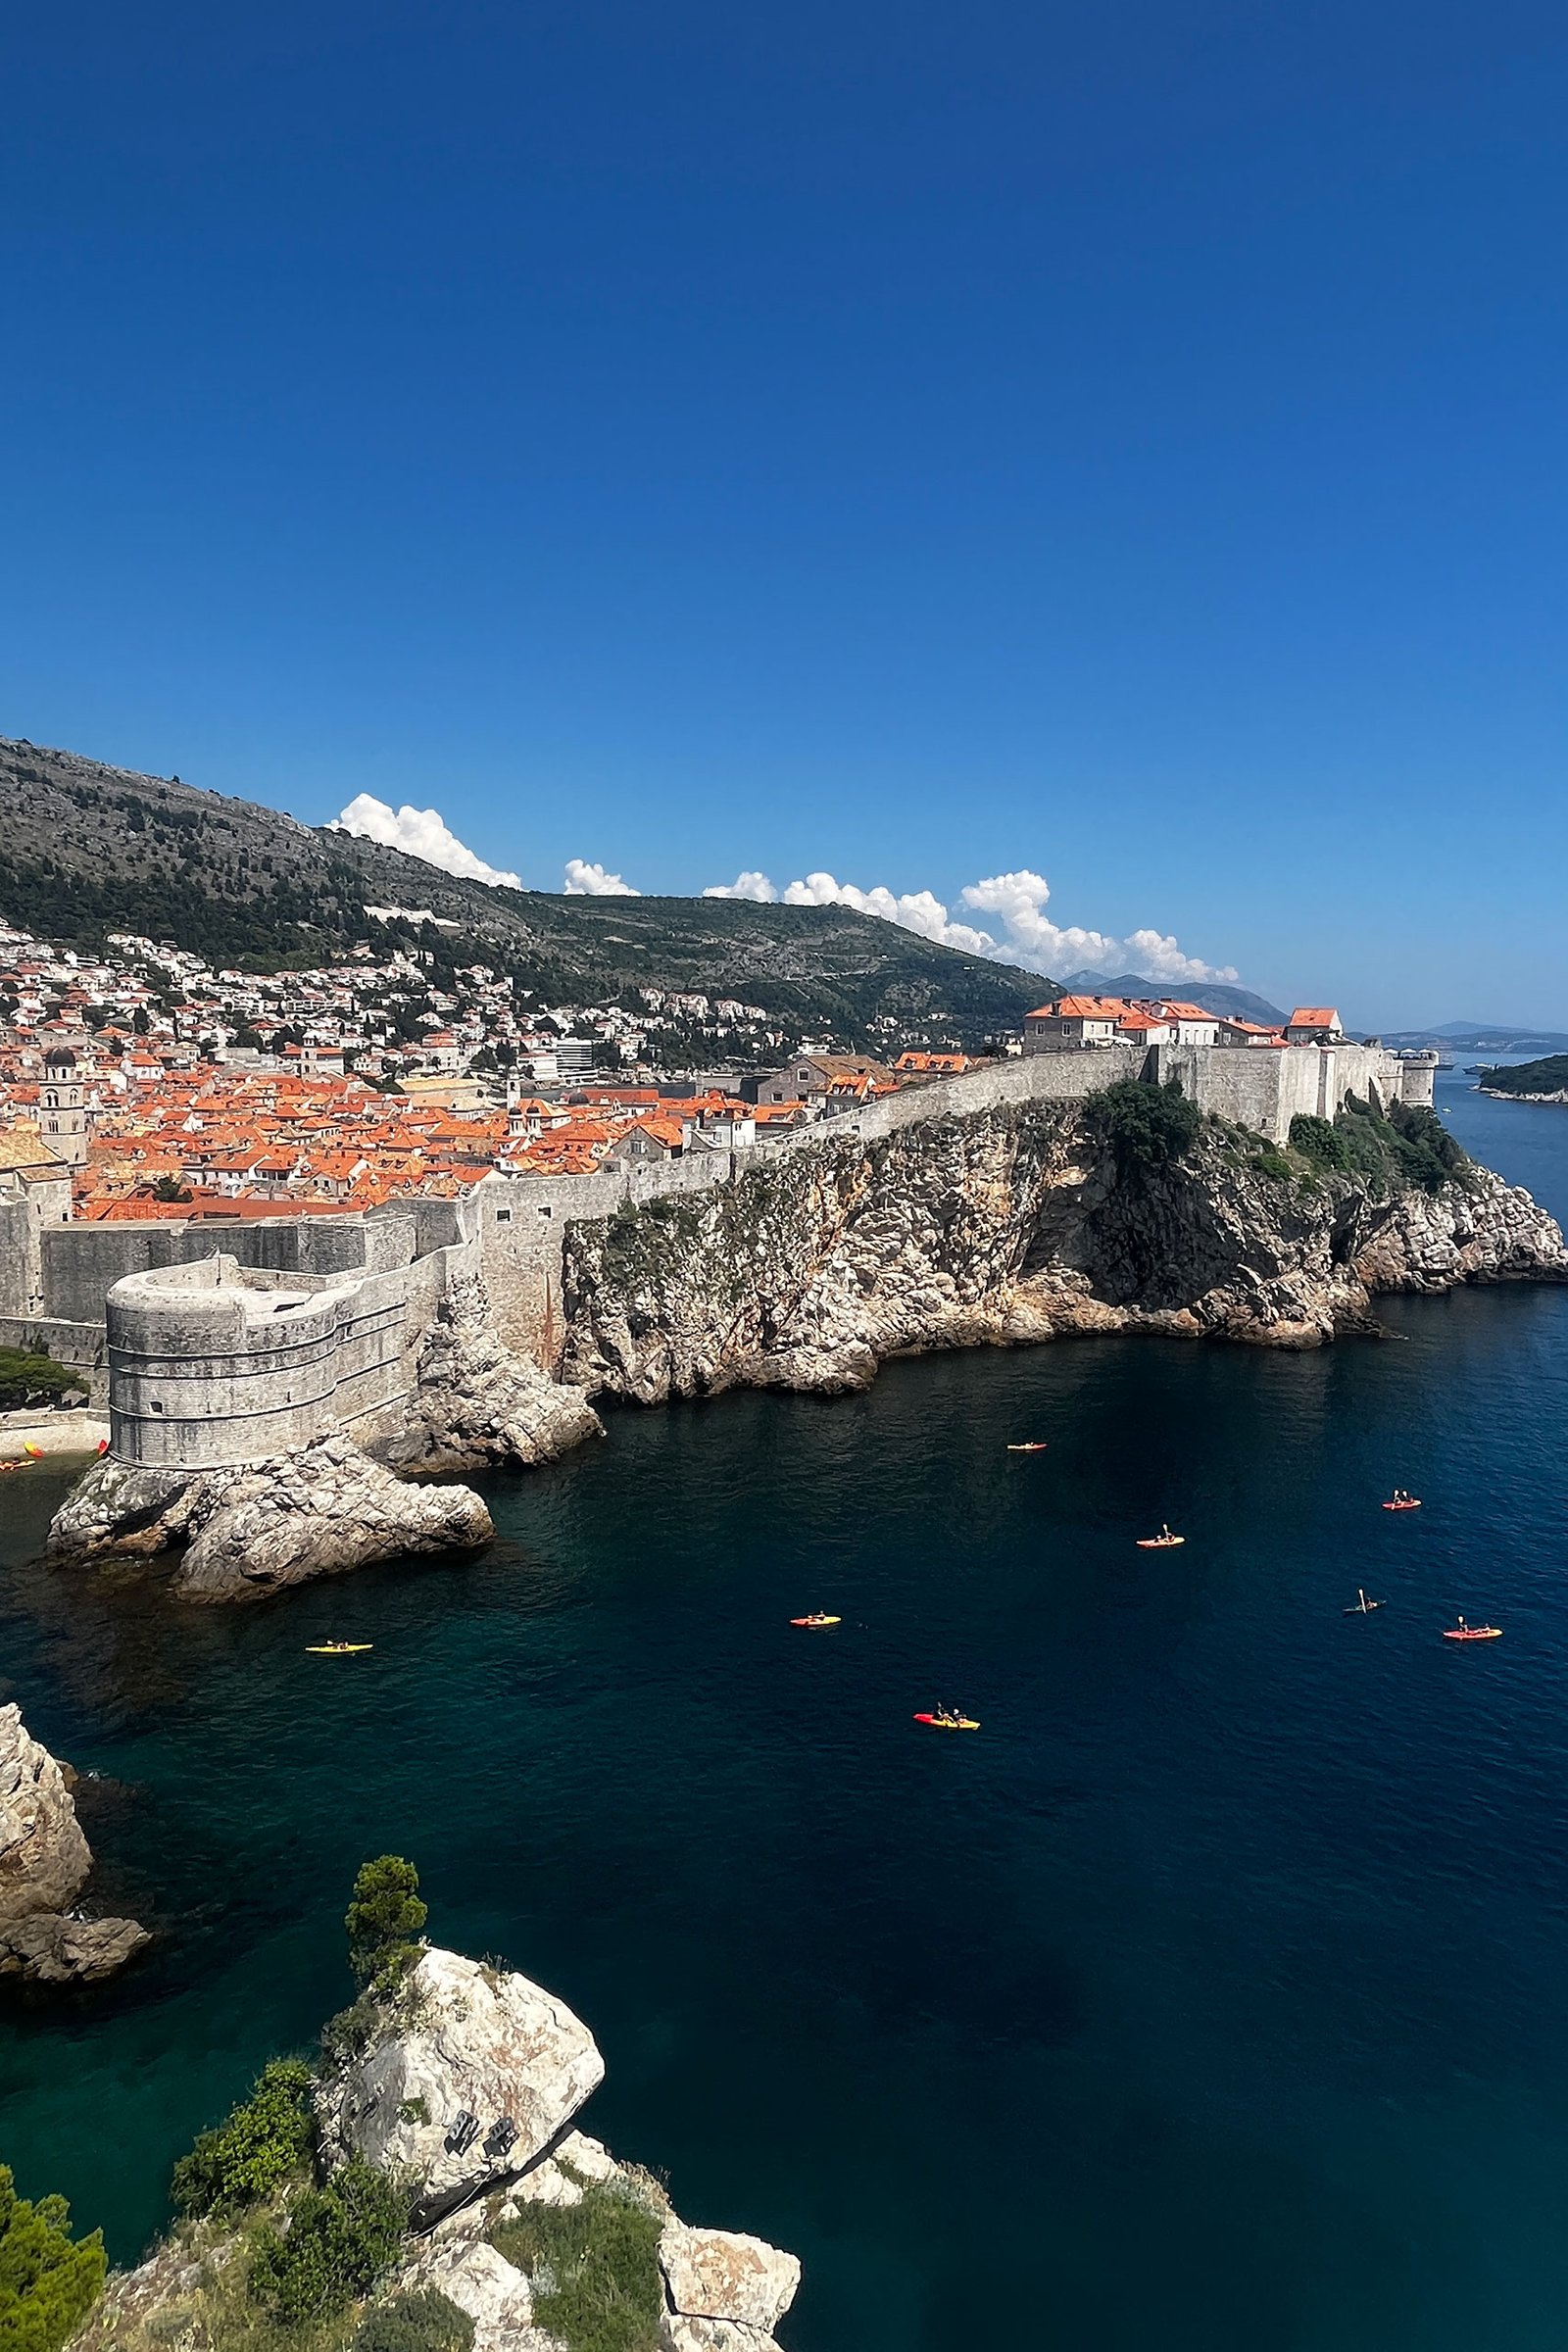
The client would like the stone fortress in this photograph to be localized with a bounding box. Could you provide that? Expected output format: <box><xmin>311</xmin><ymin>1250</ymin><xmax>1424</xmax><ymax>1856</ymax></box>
<box><xmin>5</xmin><ymin>1028</ymin><xmax>1439</xmax><ymax>1473</ymax></box>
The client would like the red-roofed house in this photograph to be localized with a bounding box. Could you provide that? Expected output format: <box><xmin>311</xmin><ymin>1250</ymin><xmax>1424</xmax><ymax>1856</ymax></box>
<box><xmin>1285</xmin><ymin>1007</ymin><xmax>1345</xmax><ymax>1045</ymax></box>
<box><xmin>1023</xmin><ymin>996</ymin><xmax>1129</xmax><ymax>1050</ymax></box>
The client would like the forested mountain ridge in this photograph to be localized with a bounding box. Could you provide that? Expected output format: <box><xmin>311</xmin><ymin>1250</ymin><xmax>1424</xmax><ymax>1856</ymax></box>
<box><xmin>0</xmin><ymin>736</ymin><xmax>1054</xmax><ymax>1048</ymax></box>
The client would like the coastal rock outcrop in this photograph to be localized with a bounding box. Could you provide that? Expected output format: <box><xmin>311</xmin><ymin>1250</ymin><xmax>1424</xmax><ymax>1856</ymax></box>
<box><xmin>47</xmin><ymin>1434</ymin><xmax>493</xmax><ymax>1601</ymax></box>
<box><xmin>659</xmin><ymin>2223</ymin><xmax>802</xmax><ymax>2352</ymax></box>
<box><xmin>559</xmin><ymin>1101</ymin><xmax>1568</xmax><ymax>1396</ymax></box>
<box><xmin>318</xmin><ymin>1945</ymin><xmax>606</xmax><ymax>2201</ymax></box>
<box><xmin>0</xmin><ymin>1703</ymin><xmax>148</xmax><ymax>1985</ymax></box>
<box><xmin>68</xmin><ymin>1936</ymin><xmax>800</xmax><ymax>2352</ymax></box>
<box><xmin>388</xmin><ymin>1275</ymin><xmax>603</xmax><ymax>1474</ymax></box>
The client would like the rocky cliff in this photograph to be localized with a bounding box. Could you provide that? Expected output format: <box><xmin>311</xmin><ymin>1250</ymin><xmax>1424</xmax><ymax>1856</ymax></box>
<box><xmin>47</xmin><ymin>1435</ymin><xmax>494</xmax><ymax>1601</ymax></box>
<box><xmin>388</xmin><ymin>1277</ymin><xmax>603</xmax><ymax>1475</ymax></box>
<box><xmin>74</xmin><ymin>1942</ymin><xmax>801</xmax><ymax>2352</ymax></box>
<box><xmin>559</xmin><ymin>1099</ymin><xmax>1568</xmax><ymax>1397</ymax></box>
<box><xmin>0</xmin><ymin>1704</ymin><xmax>148</xmax><ymax>1984</ymax></box>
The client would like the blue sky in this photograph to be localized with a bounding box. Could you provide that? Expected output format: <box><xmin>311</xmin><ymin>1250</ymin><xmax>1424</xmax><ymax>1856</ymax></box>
<box><xmin>2</xmin><ymin>2</ymin><xmax>1566</xmax><ymax>1025</ymax></box>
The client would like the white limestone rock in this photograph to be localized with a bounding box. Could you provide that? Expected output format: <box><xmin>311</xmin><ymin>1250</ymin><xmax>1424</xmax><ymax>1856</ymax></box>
<box><xmin>319</xmin><ymin>1946</ymin><xmax>605</xmax><ymax>2201</ymax></box>
<box><xmin>556</xmin><ymin>2129</ymin><xmax>618</xmax><ymax>2182</ymax></box>
<box><xmin>661</xmin><ymin>2318</ymin><xmax>784</xmax><ymax>2352</ymax></box>
<box><xmin>391</xmin><ymin>1276</ymin><xmax>603</xmax><ymax>1474</ymax></box>
<box><xmin>0</xmin><ymin>1704</ymin><xmax>148</xmax><ymax>1984</ymax></box>
<box><xmin>658</xmin><ymin>2222</ymin><xmax>801</xmax><ymax>2338</ymax></box>
<box><xmin>507</xmin><ymin>2158</ymin><xmax>582</xmax><ymax>2208</ymax></box>
<box><xmin>49</xmin><ymin>1436</ymin><xmax>493</xmax><ymax>1602</ymax></box>
<box><xmin>0</xmin><ymin>1702</ymin><xmax>91</xmax><ymax>1917</ymax></box>
<box><xmin>400</xmin><ymin>2236</ymin><xmax>555</xmax><ymax>2352</ymax></box>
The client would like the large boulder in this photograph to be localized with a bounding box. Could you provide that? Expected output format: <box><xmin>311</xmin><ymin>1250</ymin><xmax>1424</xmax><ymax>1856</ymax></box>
<box><xmin>0</xmin><ymin>1702</ymin><xmax>90</xmax><ymax>1916</ymax></box>
<box><xmin>0</xmin><ymin>1703</ymin><xmax>148</xmax><ymax>1984</ymax></box>
<box><xmin>49</xmin><ymin>1436</ymin><xmax>493</xmax><ymax>1601</ymax></box>
<box><xmin>318</xmin><ymin>1947</ymin><xmax>605</xmax><ymax>2201</ymax></box>
<box><xmin>658</xmin><ymin>2222</ymin><xmax>801</xmax><ymax>2352</ymax></box>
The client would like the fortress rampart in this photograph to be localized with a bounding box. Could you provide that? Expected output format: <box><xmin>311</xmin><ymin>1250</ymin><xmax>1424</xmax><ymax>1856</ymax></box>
<box><xmin>53</xmin><ymin>1041</ymin><xmax>1440</xmax><ymax>1456</ymax></box>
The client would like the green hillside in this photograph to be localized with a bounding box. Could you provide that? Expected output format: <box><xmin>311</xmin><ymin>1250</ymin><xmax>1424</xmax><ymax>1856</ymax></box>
<box><xmin>0</xmin><ymin>736</ymin><xmax>1054</xmax><ymax>1050</ymax></box>
<box><xmin>1476</xmin><ymin>1055</ymin><xmax>1568</xmax><ymax>1098</ymax></box>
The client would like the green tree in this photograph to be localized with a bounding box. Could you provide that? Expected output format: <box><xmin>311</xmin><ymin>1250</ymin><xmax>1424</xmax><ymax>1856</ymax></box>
<box><xmin>171</xmin><ymin>2059</ymin><xmax>317</xmax><ymax>2219</ymax></box>
<box><xmin>0</xmin><ymin>1350</ymin><xmax>79</xmax><ymax>1413</ymax></box>
<box><xmin>346</xmin><ymin>1856</ymin><xmax>428</xmax><ymax>1990</ymax></box>
<box><xmin>248</xmin><ymin>2160</ymin><xmax>407</xmax><ymax>2328</ymax></box>
<box><xmin>0</xmin><ymin>2165</ymin><xmax>107</xmax><ymax>2352</ymax></box>
<box><xmin>149</xmin><ymin>1174</ymin><xmax>194</xmax><ymax>1204</ymax></box>
<box><xmin>1087</xmin><ymin>1077</ymin><xmax>1201</xmax><ymax>1180</ymax></box>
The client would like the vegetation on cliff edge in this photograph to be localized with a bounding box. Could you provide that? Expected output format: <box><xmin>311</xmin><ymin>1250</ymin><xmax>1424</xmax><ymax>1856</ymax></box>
<box><xmin>0</xmin><ymin>2165</ymin><xmax>106</xmax><ymax>2352</ymax></box>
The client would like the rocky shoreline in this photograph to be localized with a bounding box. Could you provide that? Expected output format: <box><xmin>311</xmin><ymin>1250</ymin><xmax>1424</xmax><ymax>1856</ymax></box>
<box><xmin>41</xmin><ymin>1097</ymin><xmax>1568</xmax><ymax>1592</ymax></box>
<box><xmin>73</xmin><ymin>1938</ymin><xmax>802</xmax><ymax>2352</ymax></box>
<box><xmin>0</xmin><ymin>1703</ymin><xmax>149</xmax><ymax>1984</ymax></box>
<box><xmin>560</xmin><ymin>1101</ymin><xmax>1568</xmax><ymax>1397</ymax></box>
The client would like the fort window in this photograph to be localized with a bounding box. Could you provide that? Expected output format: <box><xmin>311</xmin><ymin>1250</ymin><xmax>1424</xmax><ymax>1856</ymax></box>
<box><xmin>537</xmin><ymin>1204</ymin><xmax>553</xmax><ymax>1220</ymax></box>
<box><xmin>494</xmin><ymin>1208</ymin><xmax>513</xmax><ymax>1224</ymax></box>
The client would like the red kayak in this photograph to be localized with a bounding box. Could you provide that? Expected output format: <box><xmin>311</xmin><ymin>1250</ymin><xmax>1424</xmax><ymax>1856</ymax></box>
<box><xmin>1382</xmin><ymin>1497</ymin><xmax>1422</xmax><ymax>1512</ymax></box>
<box><xmin>914</xmin><ymin>1711</ymin><xmax>980</xmax><ymax>1731</ymax></box>
<box><xmin>1443</xmin><ymin>1621</ymin><xmax>1501</xmax><ymax>1642</ymax></box>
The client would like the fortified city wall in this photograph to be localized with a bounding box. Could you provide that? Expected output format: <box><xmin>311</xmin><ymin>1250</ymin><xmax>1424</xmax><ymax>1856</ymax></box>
<box><xmin>49</xmin><ymin>1041</ymin><xmax>1437</xmax><ymax>1458</ymax></box>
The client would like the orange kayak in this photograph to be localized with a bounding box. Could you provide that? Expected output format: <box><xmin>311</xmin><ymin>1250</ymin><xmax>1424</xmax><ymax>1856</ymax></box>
<box><xmin>1443</xmin><ymin>1624</ymin><xmax>1501</xmax><ymax>1642</ymax></box>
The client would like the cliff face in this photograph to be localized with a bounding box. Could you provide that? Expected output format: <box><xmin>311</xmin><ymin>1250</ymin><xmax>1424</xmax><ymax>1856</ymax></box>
<box><xmin>560</xmin><ymin>1102</ymin><xmax>1568</xmax><ymax>1398</ymax></box>
<box><xmin>0</xmin><ymin>1704</ymin><xmax>149</xmax><ymax>1984</ymax></box>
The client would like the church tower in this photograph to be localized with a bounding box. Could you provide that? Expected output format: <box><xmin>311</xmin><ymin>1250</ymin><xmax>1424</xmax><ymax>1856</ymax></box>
<box><xmin>41</xmin><ymin>1045</ymin><xmax>89</xmax><ymax>1170</ymax></box>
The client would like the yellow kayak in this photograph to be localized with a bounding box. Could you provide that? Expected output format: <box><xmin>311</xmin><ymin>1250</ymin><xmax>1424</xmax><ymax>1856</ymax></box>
<box><xmin>306</xmin><ymin>1642</ymin><xmax>373</xmax><ymax>1654</ymax></box>
<box><xmin>914</xmin><ymin>1712</ymin><xmax>980</xmax><ymax>1731</ymax></box>
<box><xmin>790</xmin><ymin>1614</ymin><xmax>841</xmax><ymax>1628</ymax></box>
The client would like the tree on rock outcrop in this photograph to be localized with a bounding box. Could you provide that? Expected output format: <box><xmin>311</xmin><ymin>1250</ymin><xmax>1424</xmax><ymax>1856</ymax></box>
<box><xmin>1087</xmin><ymin>1077</ymin><xmax>1201</xmax><ymax>1181</ymax></box>
<box><xmin>0</xmin><ymin>2165</ymin><xmax>106</xmax><ymax>2352</ymax></box>
<box><xmin>346</xmin><ymin>1855</ymin><xmax>428</xmax><ymax>1991</ymax></box>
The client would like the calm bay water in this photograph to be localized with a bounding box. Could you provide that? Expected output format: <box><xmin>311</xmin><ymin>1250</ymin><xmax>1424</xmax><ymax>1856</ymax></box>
<box><xmin>5</xmin><ymin>1068</ymin><xmax>1568</xmax><ymax>2349</ymax></box>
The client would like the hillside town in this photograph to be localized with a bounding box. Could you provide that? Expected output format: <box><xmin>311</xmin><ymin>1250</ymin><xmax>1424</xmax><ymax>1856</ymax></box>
<box><xmin>0</xmin><ymin>917</ymin><xmax>1368</xmax><ymax>1222</ymax></box>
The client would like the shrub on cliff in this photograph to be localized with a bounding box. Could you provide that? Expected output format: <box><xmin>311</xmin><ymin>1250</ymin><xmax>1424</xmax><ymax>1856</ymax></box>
<box><xmin>248</xmin><ymin>2158</ymin><xmax>408</xmax><ymax>2328</ymax></box>
<box><xmin>353</xmin><ymin>2286</ymin><xmax>476</xmax><ymax>2352</ymax></box>
<box><xmin>491</xmin><ymin>2180</ymin><xmax>663</xmax><ymax>2352</ymax></box>
<box><xmin>171</xmin><ymin>2057</ymin><xmax>317</xmax><ymax>2218</ymax></box>
<box><xmin>0</xmin><ymin>2165</ymin><xmax>106</xmax><ymax>2352</ymax></box>
<box><xmin>1087</xmin><ymin>1078</ymin><xmax>1201</xmax><ymax>1179</ymax></box>
<box><xmin>346</xmin><ymin>1855</ymin><xmax>428</xmax><ymax>1992</ymax></box>
<box><xmin>1291</xmin><ymin>1100</ymin><xmax>1468</xmax><ymax>1197</ymax></box>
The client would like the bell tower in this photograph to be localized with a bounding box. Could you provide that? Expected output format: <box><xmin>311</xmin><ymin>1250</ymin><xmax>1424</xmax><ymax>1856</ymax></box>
<box><xmin>41</xmin><ymin>1045</ymin><xmax>88</xmax><ymax>1170</ymax></box>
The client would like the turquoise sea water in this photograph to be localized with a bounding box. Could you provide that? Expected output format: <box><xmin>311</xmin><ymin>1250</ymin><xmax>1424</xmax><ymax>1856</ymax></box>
<box><xmin>5</xmin><ymin>1069</ymin><xmax>1568</xmax><ymax>2350</ymax></box>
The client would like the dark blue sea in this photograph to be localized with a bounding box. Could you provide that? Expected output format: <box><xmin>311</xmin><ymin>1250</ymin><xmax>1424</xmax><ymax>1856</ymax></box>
<box><xmin>5</xmin><ymin>1067</ymin><xmax>1568</xmax><ymax>2350</ymax></box>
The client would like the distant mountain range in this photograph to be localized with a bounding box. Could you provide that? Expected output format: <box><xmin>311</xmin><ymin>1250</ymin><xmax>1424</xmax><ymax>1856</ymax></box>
<box><xmin>1382</xmin><ymin>1023</ymin><xmax>1568</xmax><ymax>1053</ymax></box>
<box><xmin>0</xmin><ymin>736</ymin><xmax>1057</xmax><ymax>1052</ymax></box>
<box><xmin>1055</xmin><ymin>970</ymin><xmax>1288</xmax><ymax>1026</ymax></box>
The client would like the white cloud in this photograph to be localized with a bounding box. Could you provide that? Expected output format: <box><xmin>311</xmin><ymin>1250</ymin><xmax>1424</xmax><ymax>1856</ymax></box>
<box><xmin>332</xmin><ymin>794</ymin><xmax>520</xmax><ymax>890</ymax></box>
<box><xmin>958</xmin><ymin>872</ymin><xmax>1236</xmax><ymax>981</ymax></box>
<box><xmin>703</xmin><ymin>871</ymin><xmax>780</xmax><ymax>903</ymax></box>
<box><xmin>694</xmin><ymin>860</ymin><xmax>1235</xmax><ymax>982</ymax></box>
<box><xmin>564</xmin><ymin>858</ymin><xmax>640</xmax><ymax>897</ymax></box>
<box><xmin>780</xmin><ymin>871</ymin><xmax>998</xmax><ymax>956</ymax></box>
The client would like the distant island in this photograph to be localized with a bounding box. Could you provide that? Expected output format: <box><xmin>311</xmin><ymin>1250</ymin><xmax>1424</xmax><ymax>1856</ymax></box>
<box><xmin>1476</xmin><ymin>1054</ymin><xmax>1568</xmax><ymax>1102</ymax></box>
